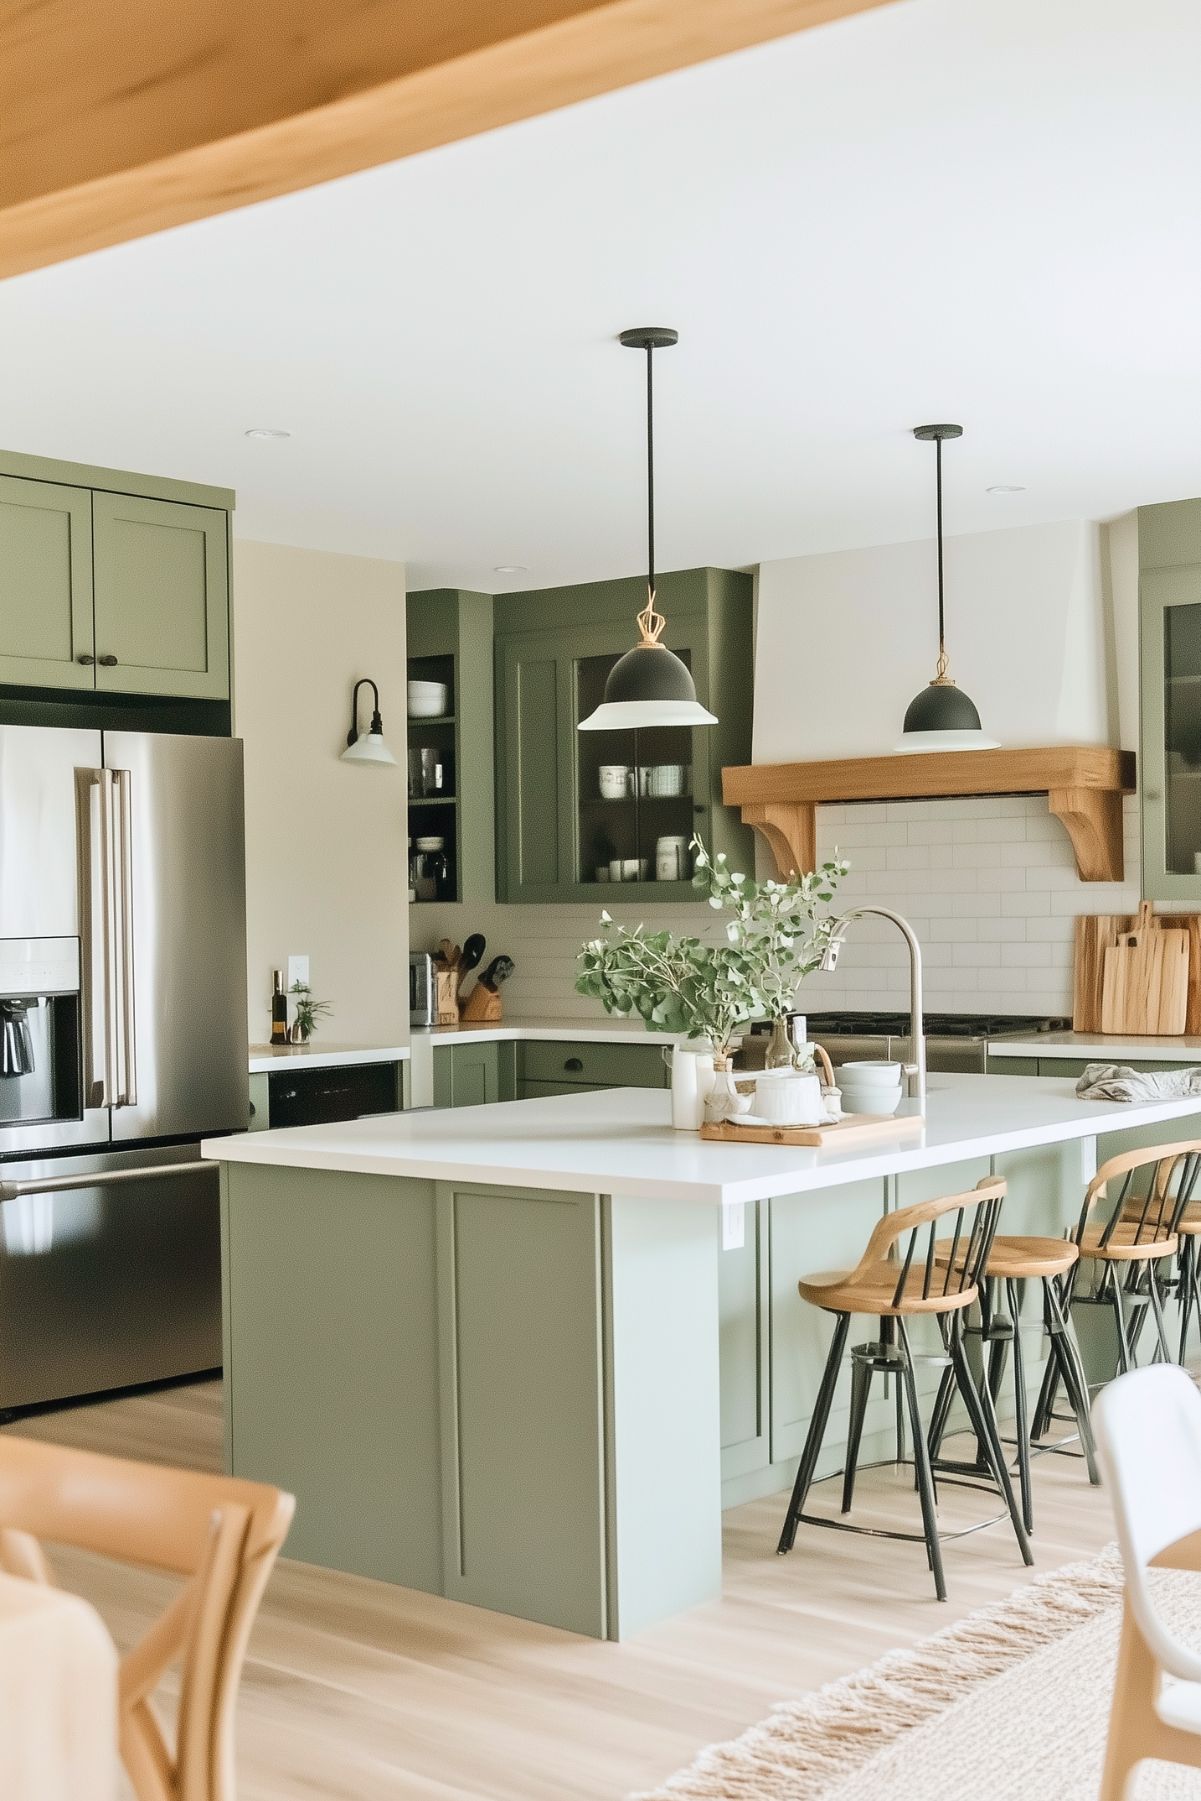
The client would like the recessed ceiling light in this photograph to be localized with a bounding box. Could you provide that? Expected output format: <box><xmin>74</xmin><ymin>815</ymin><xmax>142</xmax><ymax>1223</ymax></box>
<box><xmin>244</xmin><ymin>427</ymin><xmax>291</xmax><ymax>441</ymax></box>
<box><xmin>493</xmin><ymin>564</ymin><xmax>528</xmax><ymax>575</ymax></box>
<box><xmin>986</xmin><ymin>483</ymin><xmax>1026</xmax><ymax>494</ymax></box>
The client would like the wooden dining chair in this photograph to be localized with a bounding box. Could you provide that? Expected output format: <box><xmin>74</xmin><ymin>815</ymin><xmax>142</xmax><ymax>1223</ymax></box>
<box><xmin>1095</xmin><ymin>1364</ymin><xmax>1201</xmax><ymax>1800</ymax></box>
<box><xmin>0</xmin><ymin>1434</ymin><xmax>293</xmax><ymax>1801</ymax></box>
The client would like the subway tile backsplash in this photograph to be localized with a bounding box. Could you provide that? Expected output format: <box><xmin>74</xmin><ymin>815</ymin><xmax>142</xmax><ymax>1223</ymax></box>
<box><xmin>415</xmin><ymin>796</ymin><xmax>1142</xmax><ymax>1023</ymax></box>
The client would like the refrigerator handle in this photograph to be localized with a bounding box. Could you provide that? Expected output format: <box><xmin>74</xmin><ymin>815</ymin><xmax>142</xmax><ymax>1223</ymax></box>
<box><xmin>76</xmin><ymin>767</ymin><xmax>116</xmax><ymax>1109</ymax></box>
<box><xmin>113</xmin><ymin>767</ymin><xmax>137</xmax><ymax>1108</ymax></box>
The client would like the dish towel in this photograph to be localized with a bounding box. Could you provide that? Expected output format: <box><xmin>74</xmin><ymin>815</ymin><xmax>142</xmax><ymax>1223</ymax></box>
<box><xmin>1075</xmin><ymin>1062</ymin><xmax>1201</xmax><ymax>1102</ymax></box>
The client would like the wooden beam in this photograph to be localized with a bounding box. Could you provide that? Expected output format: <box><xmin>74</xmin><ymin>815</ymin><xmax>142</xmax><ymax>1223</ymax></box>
<box><xmin>0</xmin><ymin>0</ymin><xmax>892</xmax><ymax>279</ymax></box>
<box><xmin>723</xmin><ymin>747</ymin><xmax>1138</xmax><ymax>884</ymax></box>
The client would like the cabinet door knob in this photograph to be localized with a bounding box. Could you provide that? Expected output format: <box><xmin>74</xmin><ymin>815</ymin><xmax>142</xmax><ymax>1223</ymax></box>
<box><xmin>77</xmin><ymin>653</ymin><xmax>95</xmax><ymax>665</ymax></box>
<box><xmin>97</xmin><ymin>653</ymin><xmax>119</xmax><ymax>667</ymax></box>
<box><xmin>564</xmin><ymin>1056</ymin><xmax>584</xmax><ymax>1072</ymax></box>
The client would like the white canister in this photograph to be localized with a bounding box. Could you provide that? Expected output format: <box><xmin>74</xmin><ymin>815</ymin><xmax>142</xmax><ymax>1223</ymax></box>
<box><xmin>670</xmin><ymin>1044</ymin><xmax>716</xmax><ymax>1130</ymax></box>
<box><xmin>599</xmin><ymin>765</ymin><xmax>630</xmax><ymax>800</ymax></box>
<box><xmin>656</xmin><ymin>835</ymin><xmax>688</xmax><ymax>880</ymax></box>
<box><xmin>754</xmin><ymin>1071</ymin><xmax>824</xmax><ymax>1127</ymax></box>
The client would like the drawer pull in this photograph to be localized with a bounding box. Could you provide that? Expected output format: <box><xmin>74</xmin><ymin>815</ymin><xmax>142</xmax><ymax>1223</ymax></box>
<box><xmin>98</xmin><ymin>653</ymin><xmax>119</xmax><ymax>667</ymax></box>
<box><xmin>77</xmin><ymin>652</ymin><xmax>95</xmax><ymax>665</ymax></box>
<box><xmin>564</xmin><ymin>1057</ymin><xmax>584</xmax><ymax>1072</ymax></box>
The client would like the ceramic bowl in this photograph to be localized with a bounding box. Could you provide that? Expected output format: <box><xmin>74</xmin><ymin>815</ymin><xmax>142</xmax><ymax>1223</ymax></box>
<box><xmin>407</xmin><ymin>681</ymin><xmax>449</xmax><ymax>718</ymax></box>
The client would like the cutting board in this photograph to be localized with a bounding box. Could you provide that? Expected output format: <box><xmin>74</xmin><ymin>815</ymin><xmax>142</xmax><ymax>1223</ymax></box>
<box><xmin>1099</xmin><ymin>902</ymin><xmax>1190</xmax><ymax>1035</ymax></box>
<box><xmin>1074</xmin><ymin>911</ymin><xmax>1201</xmax><ymax>1034</ymax></box>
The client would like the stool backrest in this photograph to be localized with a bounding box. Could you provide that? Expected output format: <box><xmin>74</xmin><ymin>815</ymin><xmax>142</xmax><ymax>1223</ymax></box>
<box><xmin>1095</xmin><ymin>1364</ymin><xmax>1201</xmax><ymax>1683</ymax></box>
<box><xmin>0</xmin><ymin>1433</ymin><xmax>293</xmax><ymax>1801</ymax></box>
<box><xmin>1078</xmin><ymin>1140</ymin><xmax>1201</xmax><ymax>1251</ymax></box>
<box><xmin>851</xmin><ymin>1176</ymin><xmax>1006</xmax><ymax>1309</ymax></box>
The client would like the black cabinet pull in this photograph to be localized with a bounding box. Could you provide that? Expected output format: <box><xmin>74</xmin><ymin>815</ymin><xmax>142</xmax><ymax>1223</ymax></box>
<box><xmin>77</xmin><ymin>653</ymin><xmax>95</xmax><ymax>665</ymax></box>
<box><xmin>564</xmin><ymin>1057</ymin><xmax>584</xmax><ymax>1072</ymax></box>
<box><xmin>98</xmin><ymin>653</ymin><xmax>119</xmax><ymax>667</ymax></box>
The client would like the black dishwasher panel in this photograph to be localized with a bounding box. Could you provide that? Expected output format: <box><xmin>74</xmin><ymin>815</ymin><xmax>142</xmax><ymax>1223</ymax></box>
<box><xmin>268</xmin><ymin>1063</ymin><xmax>400</xmax><ymax>1128</ymax></box>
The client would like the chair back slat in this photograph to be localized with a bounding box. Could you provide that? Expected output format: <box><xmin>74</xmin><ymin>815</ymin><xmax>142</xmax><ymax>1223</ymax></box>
<box><xmin>1084</xmin><ymin>1140</ymin><xmax>1201</xmax><ymax>1253</ymax></box>
<box><xmin>857</xmin><ymin>1177</ymin><xmax>1006</xmax><ymax>1313</ymax></box>
<box><xmin>0</xmin><ymin>1434</ymin><xmax>293</xmax><ymax>1801</ymax></box>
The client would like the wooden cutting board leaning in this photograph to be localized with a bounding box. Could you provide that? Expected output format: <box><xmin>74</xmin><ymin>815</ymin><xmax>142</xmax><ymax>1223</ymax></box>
<box><xmin>1074</xmin><ymin>906</ymin><xmax>1199</xmax><ymax>1034</ymax></box>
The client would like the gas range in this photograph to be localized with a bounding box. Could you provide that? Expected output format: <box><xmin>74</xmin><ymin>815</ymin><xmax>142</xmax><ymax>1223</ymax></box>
<box><xmin>795</xmin><ymin>1012</ymin><xmax>1070</xmax><ymax>1075</ymax></box>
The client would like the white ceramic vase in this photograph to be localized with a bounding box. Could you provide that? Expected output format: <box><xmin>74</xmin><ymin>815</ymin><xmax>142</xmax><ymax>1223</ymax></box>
<box><xmin>670</xmin><ymin>1043</ymin><xmax>716</xmax><ymax>1130</ymax></box>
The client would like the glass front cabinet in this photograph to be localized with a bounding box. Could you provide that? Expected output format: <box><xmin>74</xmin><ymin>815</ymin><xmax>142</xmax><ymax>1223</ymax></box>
<box><xmin>494</xmin><ymin>568</ymin><xmax>754</xmax><ymax>904</ymax></box>
<box><xmin>1140</xmin><ymin>501</ymin><xmax>1201</xmax><ymax>904</ymax></box>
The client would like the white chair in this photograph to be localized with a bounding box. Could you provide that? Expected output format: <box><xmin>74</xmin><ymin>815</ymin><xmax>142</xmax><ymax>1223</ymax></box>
<box><xmin>1094</xmin><ymin>1364</ymin><xmax>1201</xmax><ymax>1799</ymax></box>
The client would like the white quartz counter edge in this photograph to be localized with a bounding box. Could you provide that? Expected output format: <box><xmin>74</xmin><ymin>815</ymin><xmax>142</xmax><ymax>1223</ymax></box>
<box><xmin>988</xmin><ymin>1033</ymin><xmax>1201</xmax><ymax>1063</ymax></box>
<box><xmin>248</xmin><ymin>1043</ymin><xmax>411</xmax><ymax>1074</ymax></box>
<box><xmin>203</xmin><ymin>1075</ymin><xmax>1201</xmax><ymax>1208</ymax></box>
<box><xmin>410</xmin><ymin>1020</ymin><xmax>689</xmax><ymax>1047</ymax></box>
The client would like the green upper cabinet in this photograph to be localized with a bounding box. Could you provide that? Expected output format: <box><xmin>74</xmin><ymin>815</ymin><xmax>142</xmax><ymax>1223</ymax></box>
<box><xmin>92</xmin><ymin>494</ymin><xmax>229</xmax><ymax>699</ymax></box>
<box><xmin>495</xmin><ymin>569</ymin><xmax>754</xmax><ymax>904</ymax></box>
<box><xmin>0</xmin><ymin>450</ymin><xmax>233</xmax><ymax>707</ymax></box>
<box><xmin>406</xmin><ymin>589</ymin><xmax>494</xmax><ymax>907</ymax></box>
<box><xmin>1139</xmin><ymin>500</ymin><xmax>1201</xmax><ymax>904</ymax></box>
<box><xmin>0</xmin><ymin>476</ymin><xmax>95</xmax><ymax>688</ymax></box>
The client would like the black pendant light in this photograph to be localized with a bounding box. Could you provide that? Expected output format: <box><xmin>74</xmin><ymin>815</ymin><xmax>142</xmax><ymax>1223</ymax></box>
<box><xmin>895</xmin><ymin>423</ymin><xmax>998</xmax><ymax>752</ymax></box>
<box><xmin>578</xmin><ymin>327</ymin><xmax>717</xmax><ymax>731</ymax></box>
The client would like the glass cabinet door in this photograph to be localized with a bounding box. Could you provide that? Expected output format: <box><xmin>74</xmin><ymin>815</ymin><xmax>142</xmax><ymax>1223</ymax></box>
<box><xmin>1142</xmin><ymin>566</ymin><xmax>1201</xmax><ymax>903</ymax></box>
<box><xmin>575</xmin><ymin>650</ymin><xmax>699</xmax><ymax>892</ymax></box>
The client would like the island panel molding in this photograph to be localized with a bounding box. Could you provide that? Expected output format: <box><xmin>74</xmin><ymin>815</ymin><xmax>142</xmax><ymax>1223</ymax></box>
<box><xmin>723</xmin><ymin>746</ymin><xmax>1137</xmax><ymax>884</ymax></box>
<box><xmin>0</xmin><ymin>0</ymin><xmax>892</xmax><ymax>279</ymax></box>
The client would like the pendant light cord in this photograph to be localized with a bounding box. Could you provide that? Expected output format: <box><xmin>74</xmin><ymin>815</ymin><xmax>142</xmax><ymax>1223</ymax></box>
<box><xmin>934</xmin><ymin>433</ymin><xmax>949</xmax><ymax>682</ymax></box>
<box><xmin>636</xmin><ymin>341</ymin><xmax>666</xmax><ymax>646</ymax></box>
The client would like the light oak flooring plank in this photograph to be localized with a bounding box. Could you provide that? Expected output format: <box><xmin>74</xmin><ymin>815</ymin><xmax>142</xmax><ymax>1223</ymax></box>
<box><xmin>4</xmin><ymin>1380</ymin><xmax>1116</xmax><ymax>1800</ymax></box>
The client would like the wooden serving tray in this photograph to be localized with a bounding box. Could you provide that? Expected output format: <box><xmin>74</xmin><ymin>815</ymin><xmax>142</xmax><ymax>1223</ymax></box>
<box><xmin>700</xmin><ymin>1111</ymin><xmax>924</xmax><ymax>1147</ymax></box>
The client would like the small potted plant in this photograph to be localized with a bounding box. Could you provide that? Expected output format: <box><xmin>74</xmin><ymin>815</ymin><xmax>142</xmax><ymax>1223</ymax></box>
<box><xmin>288</xmin><ymin>982</ymin><xmax>333</xmax><ymax>1045</ymax></box>
<box><xmin>576</xmin><ymin>838</ymin><xmax>848</xmax><ymax>1122</ymax></box>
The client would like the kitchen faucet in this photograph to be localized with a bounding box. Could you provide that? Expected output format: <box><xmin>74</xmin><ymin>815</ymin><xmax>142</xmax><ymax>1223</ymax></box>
<box><xmin>820</xmin><ymin>906</ymin><xmax>927</xmax><ymax>1110</ymax></box>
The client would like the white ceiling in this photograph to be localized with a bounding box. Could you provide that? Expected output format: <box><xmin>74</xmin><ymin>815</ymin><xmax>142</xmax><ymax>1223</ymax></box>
<box><xmin>1</xmin><ymin>0</ymin><xmax>1199</xmax><ymax>591</ymax></box>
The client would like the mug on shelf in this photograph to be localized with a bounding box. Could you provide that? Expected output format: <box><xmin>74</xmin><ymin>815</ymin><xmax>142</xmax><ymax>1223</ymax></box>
<box><xmin>648</xmin><ymin>763</ymin><xmax>686</xmax><ymax>797</ymax></box>
<box><xmin>656</xmin><ymin>835</ymin><xmax>688</xmax><ymax>880</ymax></box>
<box><xmin>599</xmin><ymin>765</ymin><xmax>630</xmax><ymax>801</ymax></box>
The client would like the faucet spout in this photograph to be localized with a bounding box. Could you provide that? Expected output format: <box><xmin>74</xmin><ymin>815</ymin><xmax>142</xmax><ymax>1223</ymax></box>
<box><xmin>823</xmin><ymin>907</ymin><xmax>927</xmax><ymax>1110</ymax></box>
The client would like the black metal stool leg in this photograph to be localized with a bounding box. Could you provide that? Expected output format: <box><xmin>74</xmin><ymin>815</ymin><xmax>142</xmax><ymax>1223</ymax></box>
<box><xmin>1146</xmin><ymin>1259</ymin><xmax>1173</xmax><ymax>1364</ymax></box>
<box><xmin>841</xmin><ymin>1353</ymin><xmax>873</xmax><ymax>1515</ymax></box>
<box><xmin>948</xmin><ymin>1321</ymin><xmax>1033</xmax><ymax>1568</ymax></box>
<box><xmin>1178</xmin><ymin>1237</ymin><xmax>1196</xmax><ymax>1366</ymax></box>
<box><xmin>1006</xmin><ymin>1277</ymin><xmax>1034</xmax><ymax>1534</ymax></box>
<box><xmin>896</xmin><ymin>1318</ymin><xmax>946</xmax><ymax>1602</ymax></box>
<box><xmin>1110</xmin><ymin>1268</ymin><xmax>1136</xmax><ymax>1374</ymax></box>
<box><xmin>1045</xmin><ymin>1275</ymin><xmax>1101</xmax><ymax>1485</ymax></box>
<box><xmin>926</xmin><ymin>1360</ymin><xmax>958</xmax><ymax>1465</ymax></box>
<box><xmin>778</xmin><ymin>1311</ymin><xmax>850</xmax><ymax>1555</ymax></box>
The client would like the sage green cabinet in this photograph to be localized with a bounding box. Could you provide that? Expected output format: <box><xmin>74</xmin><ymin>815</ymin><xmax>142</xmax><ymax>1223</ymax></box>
<box><xmin>518</xmin><ymin>1038</ymin><xmax>669</xmax><ymax>1091</ymax></box>
<box><xmin>92</xmin><ymin>493</ymin><xmax>229</xmax><ymax>699</ymax></box>
<box><xmin>0</xmin><ymin>451</ymin><xmax>233</xmax><ymax>705</ymax></box>
<box><xmin>1139</xmin><ymin>500</ymin><xmax>1201</xmax><ymax>904</ymax></box>
<box><xmin>0</xmin><ymin>476</ymin><xmax>94</xmax><ymax>687</ymax></box>
<box><xmin>406</xmin><ymin>589</ymin><xmax>494</xmax><ymax>906</ymax></box>
<box><xmin>432</xmin><ymin>1041</ymin><xmax>516</xmax><ymax>1108</ymax></box>
<box><xmin>495</xmin><ymin>569</ymin><xmax>754</xmax><ymax>904</ymax></box>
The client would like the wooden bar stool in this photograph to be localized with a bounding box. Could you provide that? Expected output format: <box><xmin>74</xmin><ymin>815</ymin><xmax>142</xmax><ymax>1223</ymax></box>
<box><xmin>776</xmin><ymin>1178</ymin><xmax>1033</xmax><ymax>1602</ymax></box>
<box><xmin>928</xmin><ymin>1222</ymin><xmax>1098</xmax><ymax>1535</ymax></box>
<box><xmin>1033</xmin><ymin>1141</ymin><xmax>1201</xmax><ymax>1440</ymax></box>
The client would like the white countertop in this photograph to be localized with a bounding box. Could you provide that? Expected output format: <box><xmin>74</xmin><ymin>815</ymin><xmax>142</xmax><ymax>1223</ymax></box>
<box><xmin>411</xmin><ymin>1018</ymin><xmax>689</xmax><ymax>1048</ymax></box>
<box><xmin>988</xmin><ymin>1031</ymin><xmax>1201</xmax><ymax>1063</ymax></box>
<box><xmin>248</xmin><ymin>1042</ymin><xmax>411</xmax><ymax>1074</ymax></box>
<box><xmin>203</xmin><ymin>1073</ymin><xmax>1201</xmax><ymax>1207</ymax></box>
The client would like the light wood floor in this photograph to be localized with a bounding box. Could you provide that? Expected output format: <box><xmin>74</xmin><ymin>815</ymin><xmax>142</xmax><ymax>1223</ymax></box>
<box><xmin>3</xmin><ymin>1380</ymin><xmax>1117</xmax><ymax>1801</ymax></box>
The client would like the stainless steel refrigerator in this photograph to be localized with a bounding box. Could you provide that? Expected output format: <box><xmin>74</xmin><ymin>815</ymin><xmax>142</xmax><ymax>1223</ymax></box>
<box><xmin>0</xmin><ymin>726</ymin><xmax>247</xmax><ymax>1411</ymax></box>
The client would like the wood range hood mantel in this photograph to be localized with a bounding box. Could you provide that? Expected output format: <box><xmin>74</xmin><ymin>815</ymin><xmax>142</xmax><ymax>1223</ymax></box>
<box><xmin>722</xmin><ymin>746</ymin><xmax>1137</xmax><ymax>884</ymax></box>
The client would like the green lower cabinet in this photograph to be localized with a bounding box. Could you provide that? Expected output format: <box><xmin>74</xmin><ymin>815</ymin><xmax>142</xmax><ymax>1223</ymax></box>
<box><xmin>519</xmin><ymin>1039</ymin><xmax>669</xmax><ymax>1091</ymax></box>
<box><xmin>987</xmin><ymin>1056</ymin><xmax>1039</xmax><ymax>1076</ymax></box>
<box><xmin>518</xmin><ymin>1079</ymin><xmax>605</xmax><ymax>1099</ymax></box>
<box><xmin>432</xmin><ymin>1041</ymin><xmax>515</xmax><ymax>1108</ymax></box>
<box><xmin>718</xmin><ymin>1201</ymin><xmax>769</xmax><ymax>1480</ymax></box>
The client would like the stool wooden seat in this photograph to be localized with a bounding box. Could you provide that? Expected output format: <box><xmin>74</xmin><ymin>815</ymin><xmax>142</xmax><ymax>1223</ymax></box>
<box><xmin>1033</xmin><ymin>1142</ymin><xmax>1201</xmax><ymax>1448</ymax></box>
<box><xmin>778</xmin><ymin>1178</ymin><xmax>1032</xmax><ymax>1602</ymax></box>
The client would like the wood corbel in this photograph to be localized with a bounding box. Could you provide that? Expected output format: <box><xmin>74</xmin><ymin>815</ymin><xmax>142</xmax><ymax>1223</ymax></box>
<box><xmin>739</xmin><ymin>802</ymin><xmax>815</xmax><ymax>880</ymax></box>
<box><xmin>1047</xmin><ymin>786</ymin><xmax>1126</xmax><ymax>884</ymax></box>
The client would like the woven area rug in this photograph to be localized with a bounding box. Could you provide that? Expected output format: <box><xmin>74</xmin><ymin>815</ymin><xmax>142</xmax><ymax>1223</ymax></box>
<box><xmin>633</xmin><ymin>1548</ymin><xmax>1201</xmax><ymax>1800</ymax></box>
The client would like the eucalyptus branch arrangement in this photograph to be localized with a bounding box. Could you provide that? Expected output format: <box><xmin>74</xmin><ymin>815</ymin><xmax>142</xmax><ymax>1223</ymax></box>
<box><xmin>576</xmin><ymin>838</ymin><xmax>849</xmax><ymax>1068</ymax></box>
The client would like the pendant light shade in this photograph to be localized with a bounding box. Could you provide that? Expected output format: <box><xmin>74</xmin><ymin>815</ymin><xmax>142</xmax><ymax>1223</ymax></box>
<box><xmin>578</xmin><ymin>327</ymin><xmax>717</xmax><ymax>732</ymax></box>
<box><xmin>895</xmin><ymin>423</ymin><xmax>998</xmax><ymax>753</ymax></box>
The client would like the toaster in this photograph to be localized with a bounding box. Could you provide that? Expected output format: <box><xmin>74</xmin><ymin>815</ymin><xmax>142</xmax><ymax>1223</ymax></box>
<box><xmin>409</xmin><ymin>951</ymin><xmax>435</xmax><ymax>1027</ymax></box>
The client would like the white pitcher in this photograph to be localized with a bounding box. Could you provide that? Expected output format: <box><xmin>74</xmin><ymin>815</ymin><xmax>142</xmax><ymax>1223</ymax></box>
<box><xmin>669</xmin><ymin>1043</ymin><xmax>716</xmax><ymax>1130</ymax></box>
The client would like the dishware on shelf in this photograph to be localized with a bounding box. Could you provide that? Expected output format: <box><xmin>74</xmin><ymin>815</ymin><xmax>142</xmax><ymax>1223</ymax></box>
<box><xmin>655</xmin><ymin>835</ymin><xmax>688</xmax><ymax>880</ymax></box>
<box><xmin>647</xmin><ymin>763</ymin><xmax>686</xmax><ymax>797</ymax></box>
<box><xmin>595</xmin><ymin>866</ymin><xmax>611</xmax><ymax>882</ymax></box>
<box><xmin>408</xmin><ymin>748</ymin><xmax>445</xmax><ymax>797</ymax></box>
<box><xmin>407</xmin><ymin>680</ymin><xmax>449</xmax><ymax>719</ymax></box>
<box><xmin>599</xmin><ymin>765</ymin><xmax>631</xmax><ymax>800</ymax></box>
<box><xmin>620</xmin><ymin>857</ymin><xmax>648</xmax><ymax>882</ymax></box>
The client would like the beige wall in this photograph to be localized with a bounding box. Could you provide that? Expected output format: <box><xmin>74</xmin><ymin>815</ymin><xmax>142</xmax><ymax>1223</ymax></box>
<box><xmin>233</xmin><ymin>539</ymin><xmax>408</xmax><ymax>1045</ymax></box>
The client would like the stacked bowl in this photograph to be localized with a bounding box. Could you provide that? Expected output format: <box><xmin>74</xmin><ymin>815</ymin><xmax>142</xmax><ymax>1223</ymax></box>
<box><xmin>836</xmin><ymin>1060</ymin><xmax>904</xmax><ymax>1117</ymax></box>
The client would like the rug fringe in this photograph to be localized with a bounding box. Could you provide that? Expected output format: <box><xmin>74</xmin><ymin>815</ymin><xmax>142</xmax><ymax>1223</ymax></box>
<box><xmin>630</xmin><ymin>1546</ymin><xmax>1125</xmax><ymax>1801</ymax></box>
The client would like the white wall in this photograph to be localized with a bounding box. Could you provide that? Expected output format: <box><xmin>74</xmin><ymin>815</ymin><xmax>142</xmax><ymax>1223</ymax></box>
<box><xmin>233</xmin><ymin>540</ymin><xmax>409</xmax><ymax>1045</ymax></box>
<box><xmin>754</xmin><ymin>520</ymin><xmax>1111</xmax><ymax>762</ymax></box>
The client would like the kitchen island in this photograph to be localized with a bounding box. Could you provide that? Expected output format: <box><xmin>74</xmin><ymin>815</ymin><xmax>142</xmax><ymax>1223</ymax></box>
<box><xmin>203</xmin><ymin>1075</ymin><xmax>1201</xmax><ymax>1640</ymax></box>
